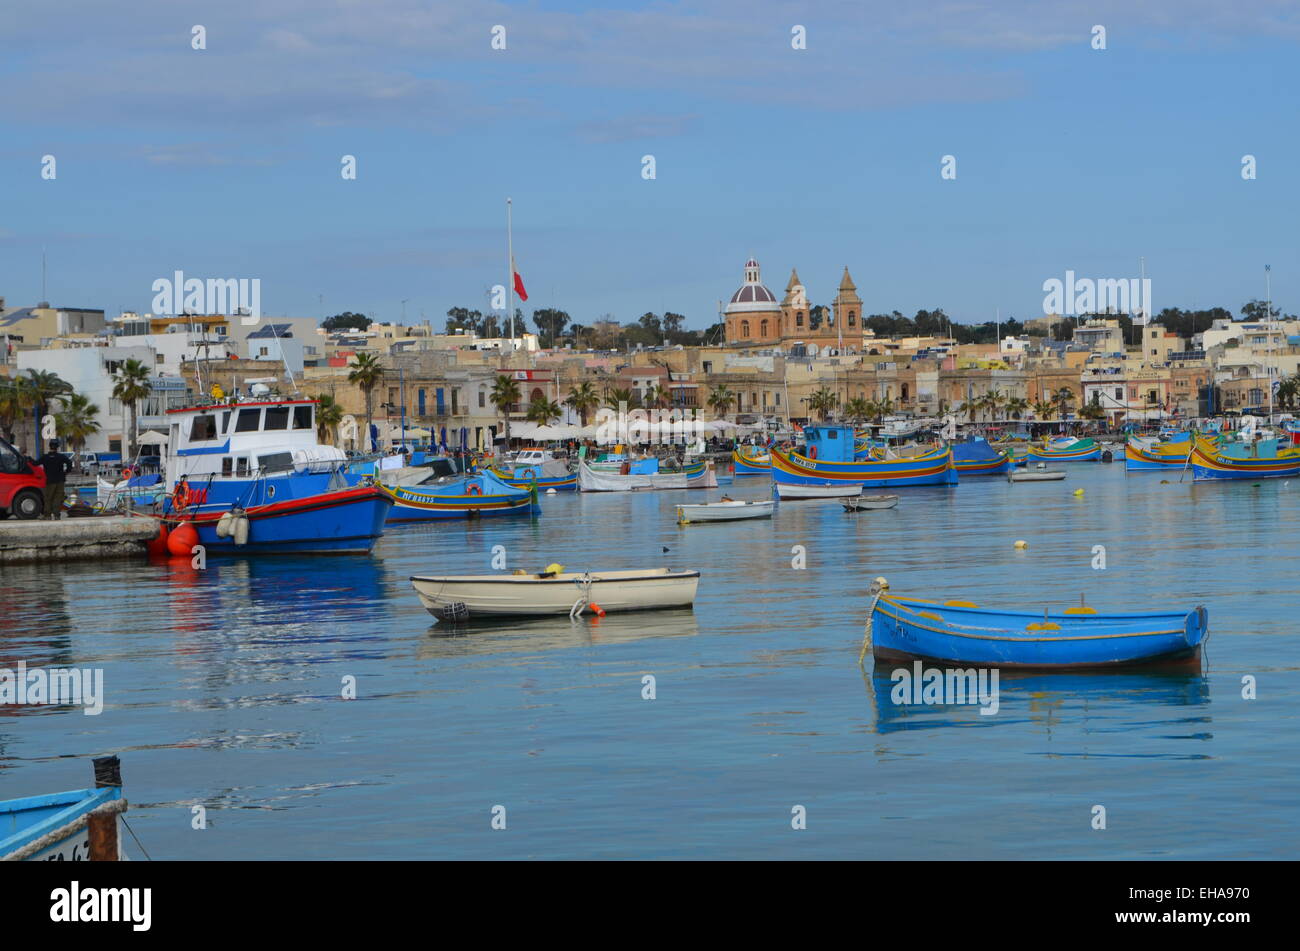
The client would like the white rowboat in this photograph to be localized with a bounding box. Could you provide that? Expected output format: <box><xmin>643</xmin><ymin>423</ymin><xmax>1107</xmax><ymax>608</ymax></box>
<box><xmin>774</xmin><ymin>481</ymin><xmax>862</xmax><ymax>500</ymax></box>
<box><xmin>1009</xmin><ymin>469</ymin><xmax>1067</xmax><ymax>482</ymax></box>
<box><xmin>841</xmin><ymin>494</ymin><xmax>899</xmax><ymax>512</ymax></box>
<box><xmin>410</xmin><ymin>568</ymin><xmax>700</xmax><ymax>619</ymax></box>
<box><xmin>676</xmin><ymin>499</ymin><xmax>775</xmax><ymax>523</ymax></box>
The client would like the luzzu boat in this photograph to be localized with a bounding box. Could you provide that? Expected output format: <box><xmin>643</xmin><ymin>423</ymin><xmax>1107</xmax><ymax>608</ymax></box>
<box><xmin>1189</xmin><ymin>436</ymin><xmax>1300</xmax><ymax>482</ymax></box>
<box><xmin>381</xmin><ymin>471</ymin><xmax>535</xmax><ymax>520</ymax></box>
<box><xmin>771</xmin><ymin>425</ymin><xmax>958</xmax><ymax>489</ymax></box>
<box><xmin>950</xmin><ymin>438</ymin><xmax>1015</xmax><ymax>476</ymax></box>
<box><xmin>1</xmin><ymin>757</ymin><xmax>127</xmax><ymax>861</ymax></box>
<box><xmin>1125</xmin><ymin>435</ymin><xmax>1192</xmax><ymax>470</ymax></box>
<box><xmin>164</xmin><ymin>398</ymin><xmax>393</xmax><ymax>554</ymax></box>
<box><xmin>865</xmin><ymin>583</ymin><xmax>1209</xmax><ymax>669</ymax></box>
<box><xmin>1025</xmin><ymin>436</ymin><xmax>1101</xmax><ymax>461</ymax></box>
<box><xmin>578</xmin><ymin>458</ymin><xmax>717</xmax><ymax>491</ymax></box>
<box><xmin>489</xmin><ymin>449</ymin><xmax>577</xmax><ymax>491</ymax></box>
<box><xmin>732</xmin><ymin>447</ymin><xmax>771</xmax><ymax>475</ymax></box>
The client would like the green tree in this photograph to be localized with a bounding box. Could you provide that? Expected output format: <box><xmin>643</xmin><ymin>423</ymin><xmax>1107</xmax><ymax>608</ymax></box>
<box><xmin>0</xmin><ymin>376</ymin><xmax>32</xmax><ymax>444</ymax></box>
<box><xmin>532</xmin><ymin>308</ymin><xmax>571</xmax><ymax>347</ymax></box>
<box><xmin>489</xmin><ymin>374</ymin><xmax>522</xmax><ymax>445</ymax></box>
<box><xmin>1051</xmin><ymin>386</ymin><xmax>1075</xmax><ymax>419</ymax></box>
<box><xmin>347</xmin><ymin>353</ymin><xmax>385</xmax><ymax>449</ymax></box>
<box><xmin>706</xmin><ymin>384</ymin><xmax>736</xmax><ymax>418</ymax></box>
<box><xmin>54</xmin><ymin>391</ymin><xmax>101</xmax><ymax>451</ymax></box>
<box><xmin>314</xmin><ymin>394</ymin><xmax>345</xmax><ymax>444</ymax></box>
<box><xmin>110</xmin><ymin>360</ymin><xmax>151</xmax><ymax>460</ymax></box>
<box><xmin>565</xmin><ymin>381</ymin><xmax>600</xmax><ymax>426</ymax></box>
<box><xmin>843</xmin><ymin>396</ymin><xmax>871</xmax><ymax>422</ymax></box>
<box><xmin>604</xmin><ymin>387</ymin><xmax>638</xmax><ymax>410</ymax></box>
<box><xmin>807</xmin><ymin>387</ymin><xmax>838</xmax><ymax>421</ymax></box>
<box><xmin>322</xmin><ymin>312</ymin><xmax>373</xmax><ymax>332</ymax></box>
<box><xmin>525</xmin><ymin>397</ymin><xmax>562</xmax><ymax>426</ymax></box>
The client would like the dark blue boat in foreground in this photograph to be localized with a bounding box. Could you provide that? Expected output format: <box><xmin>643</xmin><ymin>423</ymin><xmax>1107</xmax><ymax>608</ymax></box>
<box><xmin>866</xmin><ymin>582</ymin><xmax>1208</xmax><ymax>669</ymax></box>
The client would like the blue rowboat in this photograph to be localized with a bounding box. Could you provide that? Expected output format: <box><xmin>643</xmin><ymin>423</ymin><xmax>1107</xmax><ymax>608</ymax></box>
<box><xmin>1124</xmin><ymin>436</ymin><xmax>1190</xmax><ymax>470</ymax></box>
<box><xmin>381</xmin><ymin>471</ymin><xmax>536</xmax><ymax>520</ymax></box>
<box><xmin>732</xmin><ymin>448</ymin><xmax>771</xmax><ymax>475</ymax></box>
<box><xmin>771</xmin><ymin>447</ymin><xmax>958</xmax><ymax>488</ymax></box>
<box><xmin>1025</xmin><ymin>437</ymin><xmax>1100</xmax><ymax>462</ymax></box>
<box><xmin>488</xmin><ymin>466</ymin><xmax>578</xmax><ymax>492</ymax></box>
<box><xmin>951</xmin><ymin>438</ymin><xmax>1015</xmax><ymax>476</ymax></box>
<box><xmin>1</xmin><ymin>757</ymin><xmax>126</xmax><ymax>861</ymax></box>
<box><xmin>867</xmin><ymin>588</ymin><xmax>1208</xmax><ymax>669</ymax></box>
<box><xmin>1190</xmin><ymin>437</ymin><xmax>1300</xmax><ymax>481</ymax></box>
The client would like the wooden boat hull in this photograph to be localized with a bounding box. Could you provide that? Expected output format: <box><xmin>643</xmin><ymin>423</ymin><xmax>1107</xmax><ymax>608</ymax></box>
<box><xmin>579</xmin><ymin>460</ymin><xmax>715</xmax><ymax>491</ymax></box>
<box><xmin>382</xmin><ymin>475</ymin><xmax>534</xmax><ymax>520</ymax></box>
<box><xmin>1190</xmin><ymin>438</ymin><xmax>1300</xmax><ymax>481</ymax></box>
<box><xmin>1008</xmin><ymin>470</ymin><xmax>1067</xmax><ymax>482</ymax></box>
<box><xmin>951</xmin><ymin>441</ymin><xmax>1015</xmax><ymax>476</ymax></box>
<box><xmin>1125</xmin><ymin>439</ymin><xmax>1188</xmax><ymax>470</ymax></box>
<box><xmin>490</xmin><ymin>468</ymin><xmax>578</xmax><ymax>492</ymax></box>
<box><xmin>774</xmin><ymin>481</ymin><xmax>862</xmax><ymax>499</ymax></box>
<box><xmin>677</xmin><ymin>500</ymin><xmax>775</xmax><ymax>522</ymax></box>
<box><xmin>870</xmin><ymin>596</ymin><xmax>1208</xmax><ymax>668</ymax></box>
<box><xmin>1</xmin><ymin>785</ymin><xmax>125</xmax><ymax>861</ymax></box>
<box><xmin>1025</xmin><ymin>443</ymin><xmax>1100</xmax><ymax>462</ymax></box>
<box><xmin>410</xmin><ymin>568</ymin><xmax>699</xmax><ymax>617</ymax></box>
<box><xmin>732</xmin><ymin>449</ymin><xmax>771</xmax><ymax>475</ymax></box>
<box><xmin>842</xmin><ymin>495</ymin><xmax>899</xmax><ymax>511</ymax></box>
<box><xmin>182</xmin><ymin>485</ymin><xmax>393</xmax><ymax>553</ymax></box>
<box><xmin>771</xmin><ymin>447</ymin><xmax>958</xmax><ymax>488</ymax></box>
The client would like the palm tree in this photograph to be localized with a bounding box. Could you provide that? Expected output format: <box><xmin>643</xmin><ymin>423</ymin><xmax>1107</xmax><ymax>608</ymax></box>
<box><xmin>111</xmin><ymin>359</ymin><xmax>152</xmax><ymax>461</ymax></box>
<box><xmin>843</xmin><ymin>396</ymin><xmax>872</xmax><ymax>423</ymax></box>
<box><xmin>21</xmin><ymin>369</ymin><xmax>73</xmax><ymax>450</ymax></box>
<box><xmin>604</xmin><ymin>387</ymin><xmax>638</xmax><ymax>410</ymax></box>
<box><xmin>1276</xmin><ymin>374</ymin><xmax>1300</xmax><ymax>411</ymax></box>
<box><xmin>1031</xmin><ymin>399</ymin><xmax>1055</xmax><ymax>421</ymax></box>
<box><xmin>0</xmin><ymin>376</ymin><xmax>31</xmax><ymax>444</ymax></box>
<box><xmin>565</xmin><ymin>381</ymin><xmax>600</xmax><ymax>426</ymax></box>
<box><xmin>314</xmin><ymin>394</ymin><xmax>344</xmax><ymax>445</ymax></box>
<box><xmin>706</xmin><ymin>384</ymin><xmax>736</xmax><ymax>419</ymax></box>
<box><xmin>525</xmin><ymin>397</ymin><xmax>562</xmax><ymax>426</ymax></box>
<box><xmin>872</xmin><ymin>396</ymin><xmax>895</xmax><ymax>423</ymax></box>
<box><xmin>807</xmin><ymin>387</ymin><xmax>838</xmax><ymax>421</ymax></box>
<box><xmin>347</xmin><ymin>353</ymin><xmax>385</xmax><ymax>450</ymax></box>
<box><xmin>956</xmin><ymin>400</ymin><xmax>975</xmax><ymax>423</ymax></box>
<box><xmin>643</xmin><ymin>383</ymin><xmax>671</xmax><ymax>409</ymax></box>
<box><xmin>983</xmin><ymin>389</ymin><xmax>1005</xmax><ymax>421</ymax></box>
<box><xmin>54</xmin><ymin>392</ymin><xmax>101</xmax><ymax>451</ymax></box>
<box><xmin>1052</xmin><ymin>386</ymin><xmax>1075</xmax><ymax>420</ymax></box>
<box><xmin>1005</xmin><ymin>397</ymin><xmax>1030</xmax><ymax>420</ymax></box>
<box><xmin>489</xmin><ymin>374</ymin><xmax>522</xmax><ymax>445</ymax></box>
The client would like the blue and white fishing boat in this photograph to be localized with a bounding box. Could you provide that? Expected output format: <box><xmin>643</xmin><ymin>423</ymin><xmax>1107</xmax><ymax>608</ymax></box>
<box><xmin>771</xmin><ymin>426</ymin><xmax>958</xmax><ymax>489</ymax></box>
<box><xmin>489</xmin><ymin>448</ymin><xmax>577</xmax><ymax>491</ymax></box>
<box><xmin>381</xmin><ymin>470</ymin><xmax>536</xmax><ymax>520</ymax></box>
<box><xmin>1</xmin><ymin>757</ymin><xmax>127</xmax><ymax>861</ymax></box>
<box><xmin>163</xmin><ymin>398</ymin><xmax>393</xmax><ymax>553</ymax></box>
<box><xmin>950</xmin><ymin>437</ymin><xmax>1015</xmax><ymax>476</ymax></box>
<box><xmin>864</xmin><ymin>582</ymin><xmax>1208</xmax><ymax>668</ymax></box>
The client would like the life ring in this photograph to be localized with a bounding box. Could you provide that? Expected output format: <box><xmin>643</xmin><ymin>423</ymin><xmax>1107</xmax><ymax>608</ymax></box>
<box><xmin>521</xmin><ymin>468</ymin><xmax>538</xmax><ymax>480</ymax></box>
<box><xmin>809</xmin><ymin>445</ymin><xmax>818</xmax><ymax>460</ymax></box>
<box><xmin>467</xmin><ymin>483</ymin><xmax>482</xmax><ymax>496</ymax></box>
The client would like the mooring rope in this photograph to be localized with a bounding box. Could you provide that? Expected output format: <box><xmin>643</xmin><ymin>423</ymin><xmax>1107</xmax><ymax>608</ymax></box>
<box><xmin>569</xmin><ymin>572</ymin><xmax>594</xmax><ymax>619</ymax></box>
<box><xmin>858</xmin><ymin>579</ymin><xmax>888</xmax><ymax>668</ymax></box>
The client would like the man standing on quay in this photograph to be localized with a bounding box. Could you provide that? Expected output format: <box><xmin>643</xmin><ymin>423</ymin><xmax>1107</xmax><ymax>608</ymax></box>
<box><xmin>37</xmin><ymin>438</ymin><xmax>72</xmax><ymax>520</ymax></box>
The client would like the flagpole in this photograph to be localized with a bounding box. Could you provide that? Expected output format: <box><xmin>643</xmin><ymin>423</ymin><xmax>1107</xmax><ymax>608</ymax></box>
<box><xmin>507</xmin><ymin>197</ymin><xmax>514</xmax><ymax>353</ymax></box>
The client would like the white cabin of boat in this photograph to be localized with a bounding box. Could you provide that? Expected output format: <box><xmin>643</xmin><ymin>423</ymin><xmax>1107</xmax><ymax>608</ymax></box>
<box><xmin>164</xmin><ymin>398</ymin><xmax>345</xmax><ymax>484</ymax></box>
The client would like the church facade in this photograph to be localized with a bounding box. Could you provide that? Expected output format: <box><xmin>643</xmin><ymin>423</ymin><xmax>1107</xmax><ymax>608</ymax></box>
<box><xmin>722</xmin><ymin>258</ymin><xmax>866</xmax><ymax>353</ymax></box>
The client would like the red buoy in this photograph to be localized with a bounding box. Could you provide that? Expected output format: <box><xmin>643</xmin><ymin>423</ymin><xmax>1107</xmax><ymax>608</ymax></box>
<box><xmin>167</xmin><ymin>520</ymin><xmax>199</xmax><ymax>557</ymax></box>
<box><xmin>147</xmin><ymin>522</ymin><xmax>170</xmax><ymax>557</ymax></box>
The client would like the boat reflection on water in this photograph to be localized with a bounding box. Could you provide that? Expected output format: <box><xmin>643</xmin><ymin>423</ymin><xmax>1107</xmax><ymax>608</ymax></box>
<box><xmin>865</xmin><ymin>663</ymin><xmax>1211</xmax><ymax>735</ymax></box>
<box><xmin>417</xmin><ymin>608</ymin><xmax>700</xmax><ymax>659</ymax></box>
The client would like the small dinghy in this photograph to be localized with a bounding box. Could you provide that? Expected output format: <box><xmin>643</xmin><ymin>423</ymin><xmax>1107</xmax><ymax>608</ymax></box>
<box><xmin>677</xmin><ymin>498</ymin><xmax>775</xmax><ymax>523</ymax></box>
<box><xmin>1009</xmin><ymin>469</ymin><xmax>1067</xmax><ymax>482</ymax></box>
<box><xmin>410</xmin><ymin>566</ymin><xmax>699</xmax><ymax>620</ymax></box>
<box><xmin>0</xmin><ymin>757</ymin><xmax>127</xmax><ymax>861</ymax></box>
<box><xmin>841</xmin><ymin>494</ymin><xmax>899</xmax><ymax>512</ymax></box>
<box><xmin>774</xmin><ymin>481</ymin><xmax>862</xmax><ymax>500</ymax></box>
<box><xmin>862</xmin><ymin>580</ymin><xmax>1208</xmax><ymax>668</ymax></box>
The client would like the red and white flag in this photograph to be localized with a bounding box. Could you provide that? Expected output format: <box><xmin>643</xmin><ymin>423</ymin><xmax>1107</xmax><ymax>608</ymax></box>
<box><xmin>512</xmin><ymin>256</ymin><xmax>528</xmax><ymax>302</ymax></box>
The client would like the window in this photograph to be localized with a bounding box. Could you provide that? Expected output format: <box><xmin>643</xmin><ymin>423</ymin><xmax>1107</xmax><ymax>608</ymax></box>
<box><xmin>190</xmin><ymin>414</ymin><xmax>218</xmax><ymax>440</ymax></box>
<box><xmin>293</xmin><ymin>406</ymin><xmax>313</xmax><ymax>430</ymax></box>
<box><xmin>258</xmin><ymin>347</ymin><xmax>270</xmax><ymax>357</ymax></box>
<box><xmin>264</xmin><ymin>407</ymin><xmax>290</xmax><ymax>430</ymax></box>
<box><xmin>828</xmin><ymin>429</ymin><xmax>838</xmax><ymax>439</ymax></box>
<box><xmin>796</xmin><ymin>312</ymin><xmax>804</xmax><ymax>327</ymax></box>
<box><xmin>0</xmin><ymin>440</ymin><xmax>21</xmax><ymax>474</ymax></box>
<box><xmin>849</xmin><ymin>311</ymin><xmax>857</xmax><ymax>327</ymax></box>
<box><xmin>257</xmin><ymin>451</ymin><xmax>294</xmax><ymax>471</ymax></box>
<box><xmin>222</xmin><ymin>457</ymin><xmax>233</xmax><ymax>476</ymax></box>
<box><xmin>1114</xmin><ymin>388</ymin><xmax>1123</xmax><ymax>401</ymax></box>
<box><xmin>775</xmin><ymin>393</ymin><xmax>781</xmax><ymax>406</ymax></box>
<box><xmin>235</xmin><ymin>408</ymin><xmax>262</xmax><ymax>432</ymax></box>
<box><xmin>760</xmin><ymin>320</ymin><xmax>769</xmax><ymax>337</ymax></box>
<box><xmin>741</xmin><ymin>321</ymin><xmax>750</xmax><ymax>337</ymax></box>
<box><xmin>221</xmin><ymin>411</ymin><xmax>231</xmax><ymax>434</ymax></box>
<box><xmin>418</xmin><ymin>389</ymin><xmax>426</xmax><ymax>416</ymax></box>
<box><xmin>703</xmin><ymin>361</ymin><xmax>713</xmax><ymax>374</ymax></box>
<box><xmin>156</xmin><ymin>354</ymin><xmax>164</xmax><ymax>364</ymax></box>
<box><xmin>236</xmin><ymin>457</ymin><xmax>250</xmax><ymax>476</ymax></box>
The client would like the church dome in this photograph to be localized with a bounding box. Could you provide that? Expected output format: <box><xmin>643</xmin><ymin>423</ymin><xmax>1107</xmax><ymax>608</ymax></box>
<box><xmin>725</xmin><ymin>258</ymin><xmax>779</xmax><ymax>314</ymax></box>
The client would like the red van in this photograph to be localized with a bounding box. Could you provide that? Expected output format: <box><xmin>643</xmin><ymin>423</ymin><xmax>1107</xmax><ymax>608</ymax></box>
<box><xmin>0</xmin><ymin>435</ymin><xmax>46</xmax><ymax>519</ymax></box>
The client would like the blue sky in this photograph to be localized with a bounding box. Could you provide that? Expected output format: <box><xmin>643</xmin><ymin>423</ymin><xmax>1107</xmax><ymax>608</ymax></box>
<box><xmin>2</xmin><ymin>0</ymin><xmax>1298</xmax><ymax>332</ymax></box>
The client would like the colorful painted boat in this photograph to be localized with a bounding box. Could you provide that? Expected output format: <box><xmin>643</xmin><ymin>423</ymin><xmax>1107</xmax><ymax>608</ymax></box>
<box><xmin>1125</xmin><ymin>437</ymin><xmax>1190</xmax><ymax>471</ymax></box>
<box><xmin>951</xmin><ymin>438</ymin><xmax>1015</xmax><ymax>476</ymax></box>
<box><xmin>1</xmin><ymin>757</ymin><xmax>127</xmax><ymax>861</ymax></box>
<box><xmin>771</xmin><ymin>447</ymin><xmax>958</xmax><ymax>488</ymax></box>
<box><xmin>1189</xmin><ymin>437</ymin><xmax>1300</xmax><ymax>481</ymax></box>
<box><xmin>1025</xmin><ymin>437</ymin><xmax>1101</xmax><ymax>462</ymax></box>
<box><xmin>732</xmin><ymin>448</ymin><xmax>771</xmax><ymax>475</ymax></box>
<box><xmin>488</xmin><ymin>464</ymin><xmax>577</xmax><ymax>492</ymax></box>
<box><xmin>381</xmin><ymin>471</ymin><xmax>535</xmax><ymax>520</ymax></box>
<box><xmin>579</xmin><ymin>459</ymin><xmax>717</xmax><ymax>492</ymax></box>
<box><xmin>867</xmin><ymin>586</ymin><xmax>1209</xmax><ymax>669</ymax></box>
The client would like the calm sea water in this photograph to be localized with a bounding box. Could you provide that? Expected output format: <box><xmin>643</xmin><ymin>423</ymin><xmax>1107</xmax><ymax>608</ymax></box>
<box><xmin>3</xmin><ymin>460</ymin><xmax>1298</xmax><ymax>859</ymax></box>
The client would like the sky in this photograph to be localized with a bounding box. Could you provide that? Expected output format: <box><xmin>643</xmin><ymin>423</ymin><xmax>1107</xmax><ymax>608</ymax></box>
<box><xmin>2</xmin><ymin>0</ymin><xmax>1299</xmax><ymax>333</ymax></box>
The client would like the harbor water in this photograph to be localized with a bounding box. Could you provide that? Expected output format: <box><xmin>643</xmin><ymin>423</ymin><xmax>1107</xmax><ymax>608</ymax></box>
<box><xmin>2</xmin><ymin>463</ymin><xmax>1297</xmax><ymax>859</ymax></box>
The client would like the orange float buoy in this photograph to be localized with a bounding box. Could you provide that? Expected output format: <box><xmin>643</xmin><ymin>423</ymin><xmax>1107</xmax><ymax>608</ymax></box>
<box><xmin>167</xmin><ymin>520</ymin><xmax>199</xmax><ymax>557</ymax></box>
<box><xmin>147</xmin><ymin>522</ymin><xmax>170</xmax><ymax>557</ymax></box>
<box><xmin>588</xmin><ymin>603</ymin><xmax>607</xmax><ymax>617</ymax></box>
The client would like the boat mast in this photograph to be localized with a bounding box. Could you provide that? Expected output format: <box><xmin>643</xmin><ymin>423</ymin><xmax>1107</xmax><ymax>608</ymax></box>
<box><xmin>507</xmin><ymin>197</ymin><xmax>514</xmax><ymax>356</ymax></box>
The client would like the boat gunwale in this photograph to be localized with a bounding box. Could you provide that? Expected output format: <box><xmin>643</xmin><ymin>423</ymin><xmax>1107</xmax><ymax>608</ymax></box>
<box><xmin>410</xmin><ymin>569</ymin><xmax>701</xmax><ymax>585</ymax></box>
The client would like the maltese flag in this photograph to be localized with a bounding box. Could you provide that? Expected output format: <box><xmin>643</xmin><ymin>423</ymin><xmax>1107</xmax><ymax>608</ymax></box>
<box><xmin>512</xmin><ymin>256</ymin><xmax>528</xmax><ymax>302</ymax></box>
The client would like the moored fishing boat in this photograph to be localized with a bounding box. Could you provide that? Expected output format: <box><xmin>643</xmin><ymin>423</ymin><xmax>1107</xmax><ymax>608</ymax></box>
<box><xmin>578</xmin><ymin>459</ymin><xmax>717</xmax><ymax>492</ymax></box>
<box><xmin>951</xmin><ymin>438</ymin><xmax>1015</xmax><ymax>476</ymax></box>
<box><xmin>1</xmin><ymin>757</ymin><xmax>127</xmax><ymax>861</ymax></box>
<box><xmin>774</xmin><ymin>481</ymin><xmax>862</xmax><ymax>499</ymax></box>
<box><xmin>1009</xmin><ymin>468</ymin><xmax>1066</xmax><ymax>482</ymax></box>
<box><xmin>1025</xmin><ymin>436</ymin><xmax>1101</xmax><ymax>461</ymax></box>
<box><xmin>1189</xmin><ymin>436</ymin><xmax>1300</xmax><ymax>481</ymax></box>
<box><xmin>732</xmin><ymin>447</ymin><xmax>771</xmax><ymax>475</ymax></box>
<box><xmin>676</xmin><ymin>498</ymin><xmax>775</xmax><ymax>523</ymax></box>
<box><xmin>771</xmin><ymin>425</ymin><xmax>958</xmax><ymax>489</ymax></box>
<box><xmin>1124</xmin><ymin>436</ymin><xmax>1191</xmax><ymax>470</ymax></box>
<box><xmin>381</xmin><ymin>471</ymin><xmax>535</xmax><ymax>520</ymax></box>
<box><xmin>410</xmin><ymin>567</ymin><xmax>699</xmax><ymax>619</ymax></box>
<box><xmin>863</xmin><ymin>581</ymin><xmax>1208</xmax><ymax>668</ymax></box>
